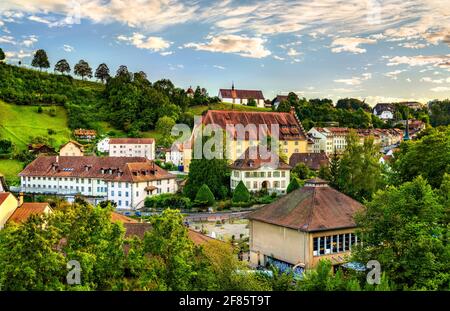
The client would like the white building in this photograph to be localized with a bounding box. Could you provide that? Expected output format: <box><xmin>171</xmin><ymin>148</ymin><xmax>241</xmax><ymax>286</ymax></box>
<box><xmin>18</xmin><ymin>156</ymin><xmax>176</xmax><ymax>210</ymax></box>
<box><xmin>109</xmin><ymin>138</ymin><xmax>155</xmax><ymax>160</ymax></box>
<box><xmin>307</xmin><ymin>127</ymin><xmax>334</xmax><ymax>154</ymax></box>
<box><xmin>218</xmin><ymin>83</ymin><xmax>265</xmax><ymax>108</ymax></box>
<box><xmin>165</xmin><ymin>143</ymin><xmax>184</xmax><ymax>167</ymax></box>
<box><xmin>230</xmin><ymin>146</ymin><xmax>291</xmax><ymax>195</ymax></box>
<box><xmin>97</xmin><ymin>137</ymin><xmax>110</xmax><ymax>153</ymax></box>
<box><xmin>373</xmin><ymin>103</ymin><xmax>395</xmax><ymax>121</ymax></box>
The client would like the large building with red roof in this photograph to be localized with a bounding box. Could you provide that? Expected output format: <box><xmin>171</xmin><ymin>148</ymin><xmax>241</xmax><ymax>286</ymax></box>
<box><xmin>247</xmin><ymin>178</ymin><xmax>364</xmax><ymax>269</ymax></box>
<box><xmin>218</xmin><ymin>83</ymin><xmax>265</xmax><ymax>108</ymax></box>
<box><xmin>18</xmin><ymin>156</ymin><xmax>176</xmax><ymax>209</ymax></box>
<box><xmin>109</xmin><ymin>138</ymin><xmax>155</xmax><ymax>160</ymax></box>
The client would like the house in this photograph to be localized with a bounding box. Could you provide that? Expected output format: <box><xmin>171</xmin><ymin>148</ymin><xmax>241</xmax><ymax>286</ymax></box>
<box><xmin>0</xmin><ymin>174</ymin><xmax>8</xmax><ymax>192</ymax></box>
<box><xmin>289</xmin><ymin>152</ymin><xmax>329</xmax><ymax>171</ymax></box>
<box><xmin>7</xmin><ymin>202</ymin><xmax>52</xmax><ymax>225</ymax></box>
<box><xmin>18</xmin><ymin>156</ymin><xmax>177</xmax><ymax>209</ymax></box>
<box><xmin>271</xmin><ymin>95</ymin><xmax>288</xmax><ymax>110</ymax></box>
<box><xmin>183</xmin><ymin>108</ymin><xmax>308</xmax><ymax>172</ymax></box>
<box><xmin>307</xmin><ymin>127</ymin><xmax>348</xmax><ymax>154</ymax></box>
<box><xmin>230</xmin><ymin>146</ymin><xmax>291</xmax><ymax>195</ymax></box>
<box><xmin>373</xmin><ymin>103</ymin><xmax>395</xmax><ymax>120</ymax></box>
<box><xmin>247</xmin><ymin>178</ymin><xmax>364</xmax><ymax>269</ymax></box>
<box><xmin>73</xmin><ymin>128</ymin><xmax>97</xmax><ymax>141</ymax></box>
<box><xmin>97</xmin><ymin>137</ymin><xmax>110</xmax><ymax>153</ymax></box>
<box><xmin>164</xmin><ymin>143</ymin><xmax>184</xmax><ymax>167</ymax></box>
<box><xmin>28</xmin><ymin>144</ymin><xmax>57</xmax><ymax>156</ymax></box>
<box><xmin>401</xmin><ymin>101</ymin><xmax>424</xmax><ymax>111</ymax></box>
<box><xmin>109</xmin><ymin>138</ymin><xmax>155</xmax><ymax>160</ymax></box>
<box><xmin>186</xmin><ymin>86</ymin><xmax>194</xmax><ymax>98</ymax></box>
<box><xmin>0</xmin><ymin>192</ymin><xmax>18</xmax><ymax>229</ymax></box>
<box><xmin>60</xmin><ymin>141</ymin><xmax>84</xmax><ymax>156</ymax></box>
<box><xmin>218</xmin><ymin>83</ymin><xmax>265</xmax><ymax>108</ymax></box>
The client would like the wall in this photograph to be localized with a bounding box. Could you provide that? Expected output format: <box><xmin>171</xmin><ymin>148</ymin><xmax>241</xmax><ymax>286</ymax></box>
<box><xmin>60</xmin><ymin>143</ymin><xmax>83</xmax><ymax>156</ymax></box>
<box><xmin>0</xmin><ymin>193</ymin><xmax>18</xmax><ymax>229</ymax></box>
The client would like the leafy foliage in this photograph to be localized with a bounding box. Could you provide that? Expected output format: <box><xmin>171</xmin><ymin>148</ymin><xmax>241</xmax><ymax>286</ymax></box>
<box><xmin>31</xmin><ymin>49</ymin><xmax>50</xmax><ymax>70</ymax></box>
<box><xmin>195</xmin><ymin>184</ymin><xmax>216</xmax><ymax>206</ymax></box>
<box><xmin>429</xmin><ymin>99</ymin><xmax>450</xmax><ymax>127</ymax></box>
<box><xmin>287</xmin><ymin>177</ymin><xmax>301</xmax><ymax>193</ymax></box>
<box><xmin>74</xmin><ymin>60</ymin><xmax>93</xmax><ymax>80</ymax></box>
<box><xmin>54</xmin><ymin>59</ymin><xmax>70</xmax><ymax>74</ymax></box>
<box><xmin>232</xmin><ymin>180</ymin><xmax>251</xmax><ymax>203</ymax></box>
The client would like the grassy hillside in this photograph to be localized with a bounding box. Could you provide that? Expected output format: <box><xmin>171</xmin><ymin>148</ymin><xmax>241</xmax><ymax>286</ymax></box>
<box><xmin>189</xmin><ymin>103</ymin><xmax>271</xmax><ymax>115</ymax></box>
<box><xmin>0</xmin><ymin>100</ymin><xmax>71</xmax><ymax>150</ymax></box>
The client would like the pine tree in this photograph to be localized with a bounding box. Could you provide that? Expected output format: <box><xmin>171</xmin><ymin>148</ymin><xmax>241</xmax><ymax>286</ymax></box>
<box><xmin>195</xmin><ymin>184</ymin><xmax>215</xmax><ymax>206</ymax></box>
<box><xmin>287</xmin><ymin>177</ymin><xmax>301</xmax><ymax>193</ymax></box>
<box><xmin>329</xmin><ymin>149</ymin><xmax>340</xmax><ymax>188</ymax></box>
<box><xmin>232</xmin><ymin>181</ymin><xmax>251</xmax><ymax>202</ymax></box>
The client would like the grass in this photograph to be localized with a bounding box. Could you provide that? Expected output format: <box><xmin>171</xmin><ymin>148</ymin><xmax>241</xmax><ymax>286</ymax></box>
<box><xmin>0</xmin><ymin>159</ymin><xmax>23</xmax><ymax>184</ymax></box>
<box><xmin>188</xmin><ymin>102</ymin><xmax>271</xmax><ymax>115</ymax></box>
<box><xmin>0</xmin><ymin>100</ymin><xmax>71</xmax><ymax>150</ymax></box>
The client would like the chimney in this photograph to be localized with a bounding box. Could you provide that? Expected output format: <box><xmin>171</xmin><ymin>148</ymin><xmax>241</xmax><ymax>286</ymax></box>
<box><xmin>290</xmin><ymin>106</ymin><xmax>296</xmax><ymax>115</ymax></box>
<box><xmin>56</xmin><ymin>155</ymin><xmax>59</xmax><ymax>163</ymax></box>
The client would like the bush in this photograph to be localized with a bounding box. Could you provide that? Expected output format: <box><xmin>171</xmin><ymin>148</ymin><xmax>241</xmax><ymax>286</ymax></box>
<box><xmin>47</xmin><ymin>128</ymin><xmax>56</xmax><ymax>135</ymax></box>
<box><xmin>232</xmin><ymin>181</ymin><xmax>251</xmax><ymax>203</ymax></box>
<box><xmin>287</xmin><ymin>178</ymin><xmax>301</xmax><ymax>193</ymax></box>
<box><xmin>144</xmin><ymin>193</ymin><xmax>191</xmax><ymax>210</ymax></box>
<box><xmin>194</xmin><ymin>184</ymin><xmax>215</xmax><ymax>207</ymax></box>
<box><xmin>37</xmin><ymin>105</ymin><xmax>43</xmax><ymax>113</ymax></box>
<box><xmin>216</xmin><ymin>200</ymin><xmax>231</xmax><ymax>211</ymax></box>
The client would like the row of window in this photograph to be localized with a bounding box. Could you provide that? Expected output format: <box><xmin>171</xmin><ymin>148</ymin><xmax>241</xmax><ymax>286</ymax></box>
<box><xmin>24</xmin><ymin>184</ymin><xmax>94</xmax><ymax>192</ymax></box>
<box><xmin>232</xmin><ymin>180</ymin><xmax>286</xmax><ymax>189</ymax></box>
<box><xmin>234</xmin><ymin>171</ymin><xmax>287</xmax><ymax>178</ymax></box>
<box><xmin>313</xmin><ymin>233</ymin><xmax>358</xmax><ymax>256</ymax></box>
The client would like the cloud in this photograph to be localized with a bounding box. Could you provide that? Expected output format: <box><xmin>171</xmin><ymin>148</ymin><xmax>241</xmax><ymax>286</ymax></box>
<box><xmin>184</xmin><ymin>34</ymin><xmax>271</xmax><ymax>59</ymax></box>
<box><xmin>286</xmin><ymin>47</ymin><xmax>301</xmax><ymax>56</ymax></box>
<box><xmin>28</xmin><ymin>15</ymin><xmax>50</xmax><ymax>24</ymax></box>
<box><xmin>430</xmin><ymin>86</ymin><xmax>450</xmax><ymax>92</ymax></box>
<box><xmin>213</xmin><ymin>65</ymin><xmax>225</xmax><ymax>70</ymax></box>
<box><xmin>399</xmin><ymin>41</ymin><xmax>428</xmax><ymax>49</ymax></box>
<box><xmin>331</xmin><ymin>37</ymin><xmax>376</xmax><ymax>54</ymax></box>
<box><xmin>273</xmin><ymin>55</ymin><xmax>285</xmax><ymax>61</ymax></box>
<box><xmin>387</xmin><ymin>54</ymin><xmax>450</xmax><ymax>69</ymax></box>
<box><xmin>334</xmin><ymin>72</ymin><xmax>372</xmax><ymax>85</ymax></box>
<box><xmin>364</xmin><ymin>95</ymin><xmax>431</xmax><ymax>107</ymax></box>
<box><xmin>420</xmin><ymin>77</ymin><xmax>450</xmax><ymax>84</ymax></box>
<box><xmin>21</xmin><ymin>35</ymin><xmax>38</xmax><ymax>47</ymax></box>
<box><xmin>0</xmin><ymin>35</ymin><xmax>15</xmax><ymax>45</ymax></box>
<box><xmin>160</xmin><ymin>51</ymin><xmax>173</xmax><ymax>56</ymax></box>
<box><xmin>62</xmin><ymin>44</ymin><xmax>74</xmax><ymax>52</ymax></box>
<box><xmin>4</xmin><ymin>49</ymin><xmax>32</xmax><ymax>60</ymax></box>
<box><xmin>384</xmin><ymin>70</ymin><xmax>405</xmax><ymax>80</ymax></box>
<box><xmin>117</xmin><ymin>33</ymin><xmax>171</xmax><ymax>52</ymax></box>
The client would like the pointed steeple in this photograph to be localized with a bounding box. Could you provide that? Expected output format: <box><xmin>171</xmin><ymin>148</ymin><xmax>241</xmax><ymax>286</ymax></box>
<box><xmin>231</xmin><ymin>81</ymin><xmax>235</xmax><ymax>91</ymax></box>
<box><xmin>403</xmin><ymin>119</ymin><xmax>410</xmax><ymax>141</ymax></box>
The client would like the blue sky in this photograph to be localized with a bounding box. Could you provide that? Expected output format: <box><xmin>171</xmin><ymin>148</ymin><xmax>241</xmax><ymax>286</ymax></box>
<box><xmin>0</xmin><ymin>0</ymin><xmax>449</xmax><ymax>106</ymax></box>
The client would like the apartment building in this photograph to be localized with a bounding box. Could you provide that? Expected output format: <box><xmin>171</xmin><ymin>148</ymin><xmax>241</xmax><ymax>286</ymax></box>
<box><xmin>109</xmin><ymin>138</ymin><xmax>155</xmax><ymax>160</ymax></box>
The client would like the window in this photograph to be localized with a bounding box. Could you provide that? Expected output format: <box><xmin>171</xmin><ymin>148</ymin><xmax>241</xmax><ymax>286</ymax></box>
<box><xmin>125</xmin><ymin>191</ymin><xmax>129</xmax><ymax>197</ymax></box>
<box><xmin>253</xmin><ymin>181</ymin><xmax>257</xmax><ymax>189</ymax></box>
<box><xmin>273</xmin><ymin>171</ymin><xmax>280</xmax><ymax>178</ymax></box>
<box><xmin>118</xmin><ymin>191</ymin><xmax>122</xmax><ymax>197</ymax></box>
<box><xmin>246</xmin><ymin>182</ymin><xmax>250</xmax><ymax>189</ymax></box>
<box><xmin>281</xmin><ymin>171</ymin><xmax>285</xmax><ymax>177</ymax></box>
<box><xmin>136</xmin><ymin>191</ymin><xmax>139</xmax><ymax>197</ymax></box>
<box><xmin>118</xmin><ymin>200</ymin><xmax>121</xmax><ymax>206</ymax></box>
<box><xmin>268</xmin><ymin>172</ymin><xmax>272</xmax><ymax>178</ymax></box>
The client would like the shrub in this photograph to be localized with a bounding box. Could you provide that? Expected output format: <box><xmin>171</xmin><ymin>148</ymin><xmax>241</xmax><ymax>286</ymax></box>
<box><xmin>287</xmin><ymin>178</ymin><xmax>301</xmax><ymax>193</ymax></box>
<box><xmin>37</xmin><ymin>105</ymin><xmax>43</xmax><ymax>113</ymax></box>
<box><xmin>47</xmin><ymin>128</ymin><xmax>56</xmax><ymax>135</ymax></box>
<box><xmin>194</xmin><ymin>184</ymin><xmax>215</xmax><ymax>206</ymax></box>
<box><xmin>144</xmin><ymin>193</ymin><xmax>191</xmax><ymax>210</ymax></box>
<box><xmin>232</xmin><ymin>181</ymin><xmax>251</xmax><ymax>203</ymax></box>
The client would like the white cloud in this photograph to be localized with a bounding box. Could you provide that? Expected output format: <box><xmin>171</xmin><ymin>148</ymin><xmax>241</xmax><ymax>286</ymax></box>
<box><xmin>364</xmin><ymin>95</ymin><xmax>431</xmax><ymax>107</ymax></box>
<box><xmin>334</xmin><ymin>72</ymin><xmax>372</xmax><ymax>85</ymax></box>
<box><xmin>273</xmin><ymin>55</ymin><xmax>285</xmax><ymax>61</ymax></box>
<box><xmin>160</xmin><ymin>51</ymin><xmax>173</xmax><ymax>56</ymax></box>
<box><xmin>62</xmin><ymin>44</ymin><xmax>74</xmax><ymax>52</ymax></box>
<box><xmin>399</xmin><ymin>41</ymin><xmax>428</xmax><ymax>49</ymax></box>
<box><xmin>213</xmin><ymin>65</ymin><xmax>225</xmax><ymax>70</ymax></box>
<box><xmin>384</xmin><ymin>70</ymin><xmax>405</xmax><ymax>80</ymax></box>
<box><xmin>387</xmin><ymin>54</ymin><xmax>450</xmax><ymax>69</ymax></box>
<box><xmin>21</xmin><ymin>35</ymin><xmax>38</xmax><ymax>47</ymax></box>
<box><xmin>5</xmin><ymin>49</ymin><xmax>32</xmax><ymax>59</ymax></box>
<box><xmin>331</xmin><ymin>37</ymin><xmax>376</xmax><ymax>54</ymax></box>
<box><xmin>0</xmin><ymin>35</ymin><xmax>15</xmax><ymax>45</ymax></box>
<box><xmin>430</xmin><ymin>86</ymin><xmax>450</xmax><ymax>92</ymax></box>
<box><xmin>117</xmin><ymin>33</ymin><xmax>171</xmax><ymax>52</ymax></box>
<box><xmin>184</xmin><ymin>34</ymin><xmax>271</xmax><ymax>59</ymax></box>
<box><xmin>420</xmin><ymin>77</ymin><xmax>450</xmax><ymax>84</ymax></box>
<box><xmin>286</xmin><ymin>47</ymin><xmax>300</xmax><ymax>56</ymax></box>
<box><xmin>28</xmin><ymin>15</ymin><xmax>50</xmax><ymax>24</ymax></box>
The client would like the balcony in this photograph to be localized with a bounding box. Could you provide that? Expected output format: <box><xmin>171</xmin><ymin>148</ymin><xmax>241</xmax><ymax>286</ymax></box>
<box><xmin>11</xmin><ymin>186</ymin><xmax>89</xmax><ymax>196</ymax></box>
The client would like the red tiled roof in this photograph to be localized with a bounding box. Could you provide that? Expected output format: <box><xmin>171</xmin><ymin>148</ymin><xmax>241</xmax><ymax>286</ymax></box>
<box><xmin>219</xmin><ymin>89</ymin><xmax>264</xmax><ymax>100</ymax></box>
<box><xmin>19</xmin><ymin>156</ymin><xmax>175</xmax><ymax>182</ymax></box>
<box><xmin>109</xmin><ymin>138</ymin><xmax>155</xmax><ymax>145</ymax></box>
<box><xmin>111</xmin><ymin>212</ymin><xmax>138</xmax><ymax>224</ymax></box>
<box><xmin>289</xmin><ymin>152</ymin><xmax>330</xmax><ymax>171</ymax></box>
<box><xmin>74</xmin><ymin>129</ymin><xmax>96</xmax><ymax>136</ymax></box>
<box><xmin>0</xmin><ymin>192</ymin><xmax>13</xmax><ymax>206</ymax></box>
<box><xmin>247</xmin><ymin>180</ymin><xmax>364</xmax><ymax>232</ymax></box>
<box><xmin>230</xmin><ymin>146</ymin><xmax>291</xmax><ymax>170</ymax></box>
<box><xmin>8</xmin><ymin>203</ymin><xmax>50</xmax><ymax>224</ymax></box>
<box><xmin>201</xmin><ymin>110</ymin><xmax>307</xmax><ymax>141</ymax></box>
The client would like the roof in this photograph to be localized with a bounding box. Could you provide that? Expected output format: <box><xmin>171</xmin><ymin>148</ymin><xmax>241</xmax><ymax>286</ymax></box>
<box><xmin>19</xmin><ymin>156</ymin><xmax>176</xmax><ymax>182</ymax></box>
<box><xmin>60</xmin><ymin>140</ymin><xmax>84</xmax><ymax>149</ymax></box>
<box><xmin>373</xmin><ymin>103</ymin><xmax>395</xmax><ymax>114</ymax></box>
<box><xmin>0</xmin><ymin>192</ymin><xmax>13</xmax><ymax>205</ymax></box>
<box><xmin>247</xmin><ymin>179</ymin><xmax>364</xmax><ymax>232</ymax></box>
<box><xmin>8</xmin><ymin>203</ymin><xmax>50</xmax><ymax>224</ymax></box>
<box><xmin>272</xmin><ymin>95</ymin><xmax>288</xmax><ymax>103</ymax></box>
<box><xmin>0</xmin><ymin>174</ymin><xmax>7</xmax><ymax>192</ymax></box>
<box><xmin>74</xmin><ymin>128</ymin><xmax>97</xmax><ymax>136</ymax></box>
<box><xmin>230</xmin><ymin>146</ymin><xmax>291</xmax><ymax>170</ymax></box>
<box><xmin>289</xmin><ymin>152</ymin><xmax>330</xmax><ymax>170</ymax></box>
<box><xmin>111</xmin><ymin>212</ymin><xmax>138</xmax><ymax>224</ymax></box>
<box><xmin>109</xmin><ymin>138</ymin><xmax>155</xmax><ymax>145</ymax></box>
<box><xmin>219</xmin><ymin>89</ymin><xmax>264</xmax><ymax>100</ymax></box>
<box><xmin>200</xmin><ymin>109</ymin><xmax>307</xmax><ymax>141</ymax></box>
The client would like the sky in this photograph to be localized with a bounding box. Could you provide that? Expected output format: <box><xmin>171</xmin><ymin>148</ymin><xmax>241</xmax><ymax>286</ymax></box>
<box><xmin>0</xmin><ymin>0</ymin><xmax>449</xmax><ymax>106</ymax></box>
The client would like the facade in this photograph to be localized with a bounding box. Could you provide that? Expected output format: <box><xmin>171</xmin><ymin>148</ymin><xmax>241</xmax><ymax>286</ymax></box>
<box><xmin>0</xmin><ymin>192</ymin><xmax>18</xmax><ymax>229</ymax></box>
<box><xmin>18</xmin><ymin>156</ymin><xmax>177</xmax><ymax>210</ymax></box>
<box><xmin>230</xmin><ymin>146</ymin><xmax>291</xmax><ymax>195</ymax></box>
<box><xmin>74</xmin><ymin>128</ymin><xmax>97</xmax><ymax>141</ymax></box>
<box><xmin>247</xmin><ymin>178</ymin><xmax>364</xmax><ymax>269</ymax></box>
<box><xmin>60</xmin><ymin>141</ymin><xmax>84</xmax><ymax>156</ymax></box>
<box><xmin>97</xmin><ymin>137</ymin><xmax>110</xmax><ymax>153</ymax></box>
<box><xmin>373</xmin><ymin>103</ymin><xmax>395</xmax><ymax>120</ymax></box>
<box><xmin>289</xmin><ymin>152</ymin><xmax>329</xmax><ymax>171</ymax></box>
<box><xmin>218</xmin><ymin>84</ymin><xmax>265</xmax><ymax>108</ymax></box>
<box><xmin>109</xmin><ymin>138</ymin><xmax>155</xmax><ymax>160</ymax></box>
<box><xmin>183</xmin><ymin>108</ymin><xmax>308</xmax><ymax>172</ymax></box>
<box><xmin>165</xmin><ymin>143</ymin><xmax>184</xmax><ymax>167</ymax></box>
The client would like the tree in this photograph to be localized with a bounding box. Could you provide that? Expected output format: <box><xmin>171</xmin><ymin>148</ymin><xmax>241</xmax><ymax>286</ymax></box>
<box><xmin>0</xmin><ymin>48</ymin><xmax>5</xmax><ymax>62</ymax></box>
<box><xmin>195</xmin><ymin>184</ymin><xmax>216</xmax><ymax>206</ymax></box>
<box><xmin>429</xmin><ymin>100</ymin><xmax>450</xmax><ymax>127</ymax></box>
<box><xmin>31</xmin><ymin>49</ymin><xmax>50</xmax><ymax>70</ymax></box>
<box><xmin>95</xmin><ymin>63</ymin><xmax>110</xmax><ymax>83</ymax></box>
<box><xmin>291</xmin><ymin>163</ymin><xmax>311</xmax><ymax>180</ymax></box>
<box><xmin>247</xmin><ymin>98</ymin><xmax>257</xmax><ymax>107</ymax></box>
<box><xmin>353</xmin><ymin>177</ymin><xmax>448</xmax><ymax>290</ymax></box>
<box><xmin>335</xmin><ymin>98</ymin><xmax>370</xmax><ymax>112</ymax></box>
<box><xmin>115</xmin><ymin>65</ymin><xmax>132</xmax><ymax>80</ymax></box>
<box><xmin>156</xmin><ymin>116</ymin><xmax>176</xmax><ymax>147</ymax></box>
<box><xmin>54</xmin><ymin>59</ymin><xmax>70</xmax><ymax>74</ymax></box>
<box><xmin>287</xmin><ymin>177</ymin><xmax>301</xmax><ymax>193</ymax></box>
<box><xmin>74</xmin><ymin>60</ymin><xmax>92</xmax><ymax>80</ymax></box>
<box><xmin>277</xmin><ymin>100</ymin><xmax>291</xmax><ymax>112</ymax></box>
<box><xmin>232</xmin><ymin>181</ymin><xmax>251</xmax><ymax>203</ymax></box>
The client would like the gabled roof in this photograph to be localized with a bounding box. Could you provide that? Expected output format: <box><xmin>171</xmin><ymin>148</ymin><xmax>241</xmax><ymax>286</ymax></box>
<box><xmin>230</xmin><ymin>146</ymin><xmax>291</xmax><ymax>170</ymax></box>
<box><xmin>19</xmin><ymin>156</ymin><xmax>175</xmax><ymax>182</ymax></box>
<box><xmin>60</xmin><ymin>140</ymin><xmax>84</xmax><ymax>150</ymax></box>
<box><xmin>219</xmin><ymin>89</ymin><xmax>264</xmax><ymax>100</ymax></box>
<box><xmin>0</xmin><ymin>192</ymin><xmax>14</xmax><ymax>205</ymax></box>
<box><xmin>289</xmin><ymin>152</ymin><xmax>329</xmax><ymax>170</ymax></box>
<box><xmin>272</xmin><ymin>95</ymin><xmax>288</xmax><ymax>103</ymax></box>
<box><xmin>109</xmin><ymin>138</ymin><xmax>155</xmax><ymax>145</ymax></box>
<box><xmin>201</xmin><ymin>109</ymin><xmax>307</xmax><ymax>141</ymax></box>
<box><xmin>247</xmin><ymin>179</ymin><xmax>364</xmax><ymax>232</ymax></box>
<box><xmin>8</xmin><ymin>203</ymin><xmax>51</xmax><ymax>224</ymax></box>
<box><xmin>373</xmin><ymin>103</ymin><xmax>395</xmax><ymax>114</ymax></box>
